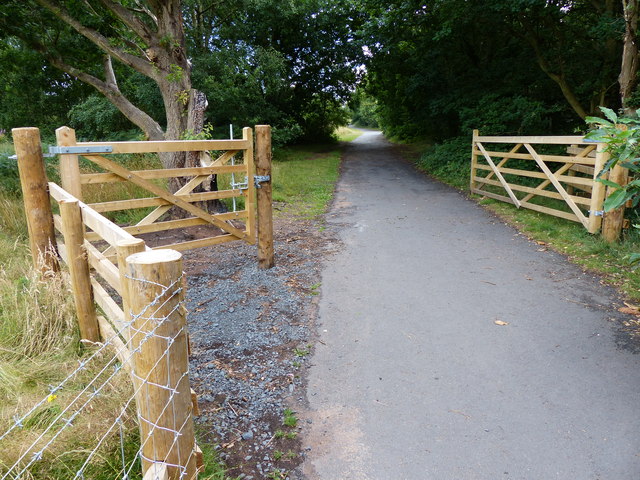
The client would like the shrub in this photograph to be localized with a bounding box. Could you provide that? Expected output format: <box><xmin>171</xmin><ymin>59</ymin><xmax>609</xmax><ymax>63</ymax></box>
<box><xmin>416</xmin><ymin>136</ymin><xmax>470</xmax><ymax>189</ymax></box>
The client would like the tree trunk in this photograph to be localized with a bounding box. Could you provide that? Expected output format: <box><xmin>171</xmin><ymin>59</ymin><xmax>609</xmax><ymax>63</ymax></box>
<box><xmin>620</xmin><ymin>0</ymin><xmax>639</xmax><ymax>115</ymax></box>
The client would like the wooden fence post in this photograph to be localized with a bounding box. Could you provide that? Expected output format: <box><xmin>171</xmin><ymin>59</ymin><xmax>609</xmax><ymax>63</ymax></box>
<box><xmin>12</xmin><ymin>127</ymin><xmax>59</xmax><ymax>274</ymax></box>
<box><xmin>470</xmin><ymin>129</ymin><xmax>479</xmax><ymax>192</ymax></box>
<box><xmin>56</xmin><ymin>126</ymin><xmax>83</xmax><ymax>200</ymax></box>
<box><xmin>255</xmin><ymin>125</ymin><xmax>274</xmax><ymax>269</ymax></box>
<box><xmin>59</xmin><ymin>200</ymin><xmax>100</xmax><ymax>342</ymax></box>
<box><xmin>587</xmin><ymin>143</ymin><xmax>609</xmax><ymax>234</ymax></box>
<box><xmin>126</xmin><ymin>249</ymin><xmax>197</xmax><ymax>480</ymax></box>
<box><xmin>602</xmin><ymin>162</ymin><xmax>630</xmax><ymax>243</ymax></box>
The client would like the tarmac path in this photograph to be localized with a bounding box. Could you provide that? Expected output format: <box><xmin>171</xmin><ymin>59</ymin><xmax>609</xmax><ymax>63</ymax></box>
<box><xmin>301</xmin><ymin>130</ymin><xmax>640</xmax><ymax>479</ymax></box>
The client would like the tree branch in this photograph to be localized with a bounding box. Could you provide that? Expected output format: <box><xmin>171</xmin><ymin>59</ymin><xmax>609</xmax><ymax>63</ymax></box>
<box><xmin>45</xmin><ymin>52</ymin><xmax>164</xmax><ymax>139</ymax></box>
<box><xmin>97</xmin><ymin>0</ymin><xmax>155</xmax><ymax>43</ymax></box>
<box><xmin>521</xmin><ymin>21</ymin><xmax>588</xmax><ymax>119</ymax></box>
<box><xmin>34</xmin><ymin>0</ymin><xmax>158</xmax><ymax>79</ymax></box>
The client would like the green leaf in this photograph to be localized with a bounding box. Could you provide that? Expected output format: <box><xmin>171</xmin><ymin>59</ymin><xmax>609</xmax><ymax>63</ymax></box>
<box><xmin>600</xmin><ymin>106</ymin><xmax>618</xmax><ymax>123</ymax></box>
<box><xmin>586</xmin><ymin>116</ymin><xmax>614</xmax><ymax>127</ymax></box>
<box><xmin>598</xmin><ymin>178</ymin><xmax>621</xmax><ymax>188</ymax></box>
<box><xmin>603</xmin><ymin>188</ymin><xmax>632</xmax><ymax>211</ymax></box>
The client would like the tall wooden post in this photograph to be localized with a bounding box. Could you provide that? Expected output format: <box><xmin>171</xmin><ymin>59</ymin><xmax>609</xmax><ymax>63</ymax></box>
<box><xmin>126</xmin><ymin>250</ymin><xmax>197</xmax><ymax>480</ymax></box>
<box><xmin>470</xmin><ymin>129</ymin><xmax>479</xmax><ymax>192</ymax></box>
<box><xmin>602</xmin><ymin>162</ymin><xmax>630</xmax><ymax>243</ymax></box>
<box><xmin>59</xmin><ymin>200</ymin><xmax>99</xmax><ymax>342</ymax></box>
<box><xmin>56</xmin><ymin>126</ymin><xmax>83</xmax><ymax>200</ymax></box>
<box><xmin>255</xmin><ymin>125</ymin><xmax>274</xmax><ymax>269</ymax></box>
<box><xmin>587</xmin><ymin>143</ymin><xmax>609</xmax><ymax>234</ymax></box>
<box><xmin>12</xmin><ymin>127</ymin><xmax>59</xmax><ymax>274</ymax></box>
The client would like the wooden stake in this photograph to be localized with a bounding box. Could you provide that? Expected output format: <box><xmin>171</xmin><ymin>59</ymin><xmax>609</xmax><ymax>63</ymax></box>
<box><xmin>12</xmin><ymin>127</ymin><xmax>59</xmax><ymax>274</ymax></box>
<box><xmin>588</xmin><ymin>143</ymin><xmax>609</xmax><ymax>234</ymax></box>
<box><xmin>602</xmin><ymin>163</ymin><xmax>630</xmax><ymax>242</ymax></box>
<box><xmin>255</xmin><ymin>125</ymin><xmax>274</xmax><ymax>269</ymax></box>
<box><xmin>59</xmin><ymin>200</ymin><xmax>100</xmax><ymax>342</ymax></box>
<box><xmin>126</xmin><ymin>250</ymin><xmax>197</xmax><ymax>480</ymax></box>
<box><xmin>56</xmin><ymin>126</ymin><xmax>83</xmax><ymax>200</ymax></box>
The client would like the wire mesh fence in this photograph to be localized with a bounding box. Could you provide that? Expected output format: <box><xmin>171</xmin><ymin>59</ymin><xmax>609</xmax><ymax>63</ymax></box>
<box><xmin>0</xmin><ymin>251</ymin><xmax>197</xmax><ymax>480</ymax></box>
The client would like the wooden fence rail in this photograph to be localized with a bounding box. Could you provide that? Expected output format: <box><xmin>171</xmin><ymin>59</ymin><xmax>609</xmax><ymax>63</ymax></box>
<box><xmin>11</xmin><ymin>125</ymin><xmax>275</xmax><ymax>479</ymax></box>
<box><xmin>470</xmin><ymin>131</ymin><xmax>616</xmax><ymax>235</ymax></box>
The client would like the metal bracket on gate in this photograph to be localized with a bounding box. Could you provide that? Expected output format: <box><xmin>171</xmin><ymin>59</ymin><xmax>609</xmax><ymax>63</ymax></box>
<box><xmin>235</xmin><ymin>176</ymin><xmax>250</xmax><ymax>191</ymax></box>
<box><xmin>589</xmin><ymin>210</ymin><xmax>605</xmax><ymax>217</ymax></box>
<box><xmin>237</xmin><ymin>175</ymin><xmax>271</xmax><ymax>191</ymax></box>
<box><xmin>253</xmin><ymin>175</ymin><xmax>271</xmax><ymax>188</ymax></box>
<box><xmin>48</xmin><ymin>145</ymin><xmax>113</xmax><ymax>155</ymax></box>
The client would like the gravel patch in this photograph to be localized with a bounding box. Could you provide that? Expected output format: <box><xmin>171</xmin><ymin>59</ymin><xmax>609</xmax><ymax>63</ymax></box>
<box><xmin>182</xmin><ymin>215</ymin><xmax>338</xmax><ymax>479</ymax></box>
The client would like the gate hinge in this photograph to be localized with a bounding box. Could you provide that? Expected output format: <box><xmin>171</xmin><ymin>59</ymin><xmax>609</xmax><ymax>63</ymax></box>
<box><xmin>48</xmin><ymin>145</ymin><xmax>113</xmax><ymax>155</ymax></box>
<box><xmin>254</xmin><ymin>175</ymin><xmax>271</xmax><ymax>188</ymax></box>
<box><xmin>589</xmin><ymin>210</ymin><xmax>605</xmax><ymax>217</ymax></box>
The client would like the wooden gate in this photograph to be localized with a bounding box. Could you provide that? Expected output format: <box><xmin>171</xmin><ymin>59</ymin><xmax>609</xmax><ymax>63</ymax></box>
<box><xmin>470</xmin><ymin>131</ymin><xmax>608</xmax><ymax>234</ymax></box>
<box><xmin>53</xmin><ymin>126</ymin><xmax>266</xmax><ymax>253</ymax></box>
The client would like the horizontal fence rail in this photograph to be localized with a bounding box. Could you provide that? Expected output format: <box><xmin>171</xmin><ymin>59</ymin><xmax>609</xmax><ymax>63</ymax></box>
<box><xmin>470</xmin><ymin>130</ymin><xmax>608</xmax><ymax>234</ymax></box>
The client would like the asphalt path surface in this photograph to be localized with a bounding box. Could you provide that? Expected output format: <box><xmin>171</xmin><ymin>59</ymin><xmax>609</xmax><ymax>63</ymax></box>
<box><xmin>301</xmin><ymin>130</ymin><xmax>640</xmax><ymax>480</ymax></box>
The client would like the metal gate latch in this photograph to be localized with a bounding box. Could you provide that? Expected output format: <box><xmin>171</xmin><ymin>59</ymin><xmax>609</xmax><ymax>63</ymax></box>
<box><xmin>588</xmin><ymin>210</ymin><xmax>605</xmax><ymax>217</ymax></box>
<box><xmin>254</xmin><ymin>175</ymin><xmax>271</xmax><ymax>188</ymax></box>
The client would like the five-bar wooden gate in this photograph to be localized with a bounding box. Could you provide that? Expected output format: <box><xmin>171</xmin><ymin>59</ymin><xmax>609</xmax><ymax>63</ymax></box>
<box><xmin>470</xmin><ymin>130</ymin><xmax>608</xmax><ymax>234</ymax></box>
<box><xmin>54</xmin><ymin>126</ymin><xmax>260</xmax><ymax>253</ymax></box>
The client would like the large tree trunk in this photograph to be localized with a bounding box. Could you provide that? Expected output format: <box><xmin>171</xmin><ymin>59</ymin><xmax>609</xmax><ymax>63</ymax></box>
<box><xmin>620</xmin><ymin>0</ymin><xmax>639</xmax><ymax>115</ymax></box>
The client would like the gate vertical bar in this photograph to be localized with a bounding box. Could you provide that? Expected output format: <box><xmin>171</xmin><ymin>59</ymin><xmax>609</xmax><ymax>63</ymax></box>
<box><xmin>470</xmin><ymin>129</ymin><xmax>479</xmax><ymax>192</ymax></box>
<box><xmin>255</xmin><ymin>125</ymin><xmax>274</xmax><ymax>269</ymax></box>
<box><xmin>59</xmin><ymin>199</ymin><xmax>100</xmax><ymax>342</ymax></box>
<box><xmin>243</xmin><ymin>127</ymin><xmax>256</xmax><ymax>242</ymax></box>
<box><xmin>588</xmin><ymin>142</ymin><xmax>609</xmax><ymax>234</ymax></box>
<box><xmin>13</xmin><ymin>127</ymin><xmax>60</xmax><ymax>274</ymax></box>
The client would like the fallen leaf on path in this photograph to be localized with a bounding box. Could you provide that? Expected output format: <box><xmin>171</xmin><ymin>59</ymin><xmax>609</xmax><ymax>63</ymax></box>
<box><xmin>624</xmin><ymin>302</ymin><xmax>640</xmax><ymax>310</ymax></box>
<box><xmin>494</xmin><ymin>320</ymin><xmax>509</xmax><ymax>326</ymax></box>
<box><xmin>619</xmin><ymin>306</ymin><xmax>640</xmax><ymax>316</ymax></box>
<box><xmin>536</xmin><ymin>241</ymin><xmax>547</xmax><ymax>245</ymax></box>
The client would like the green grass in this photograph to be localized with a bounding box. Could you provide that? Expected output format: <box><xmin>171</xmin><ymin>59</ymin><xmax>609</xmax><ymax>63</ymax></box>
<box><xmin>335</xmin><ymin>127</ymin><xmax>364</xmax><ymax>142</ymax></box>
<box><xmin>282</xmin><ymin>409</ymin><xmax>298</xmax><ymax>428</ymax></box>
<box><xmin>272</xmin><ymin>144</ymin><xmax>342</xmax><ymax>218</ymax></box>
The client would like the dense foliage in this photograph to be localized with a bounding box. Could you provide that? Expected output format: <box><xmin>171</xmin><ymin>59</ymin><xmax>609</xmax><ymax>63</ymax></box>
<box><xmin>361</xmin><ymin>0</ymin><xmax>624</xmax><ymax>141</ymax></box>
<box><xmin>0</xmin><ymin>0</ymin><xmax>365</xmax><ymax>144</ymax></box>
<box><xmin>0</xmin><ymin>1</ymin><xmax>637</xmax><ymax>148</ymax></box>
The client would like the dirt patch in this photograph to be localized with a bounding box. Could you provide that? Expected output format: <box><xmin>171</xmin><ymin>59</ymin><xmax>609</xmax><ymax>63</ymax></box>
<box><xmin>182</xmin><ymin>214</ymin><xmax>338</xmax><ymax>479</ymax></box>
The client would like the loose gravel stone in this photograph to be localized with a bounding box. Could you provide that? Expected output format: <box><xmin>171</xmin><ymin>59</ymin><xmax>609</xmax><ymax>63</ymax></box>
<box><xmin>182</xmin><ymin>216</ymin><xmax>337</xmax><ymax>479</ymax></box>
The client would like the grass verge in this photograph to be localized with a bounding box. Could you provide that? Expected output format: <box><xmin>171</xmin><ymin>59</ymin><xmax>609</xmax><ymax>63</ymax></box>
<box><xmin>403</xmin><ymin>136</ymin><xmax>640</xmax><ymax>303</ymax></box>
<box><xmin>272</xmin><ymin>144</ymin><xmax>342</xmax><ymax>219</ymax></box>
